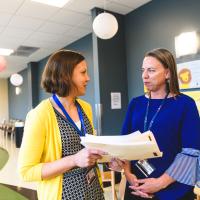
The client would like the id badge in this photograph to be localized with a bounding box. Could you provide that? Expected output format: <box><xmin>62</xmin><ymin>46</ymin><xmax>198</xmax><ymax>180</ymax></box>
<box><xmin>135</xmin><ymin>160</ymin><xmax>155</xmax><ymax>177</ymax></box>
<box><xmin>86</xmin><ymin>168</ymin><xmax>96</xmax><ymax>185</ymax></box>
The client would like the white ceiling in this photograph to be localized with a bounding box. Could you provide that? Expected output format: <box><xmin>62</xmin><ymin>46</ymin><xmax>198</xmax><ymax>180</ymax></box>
<box><xmin>0</xmin><ymin>0</ymin><xmax>151</xmax><ymax>78</ymax></box>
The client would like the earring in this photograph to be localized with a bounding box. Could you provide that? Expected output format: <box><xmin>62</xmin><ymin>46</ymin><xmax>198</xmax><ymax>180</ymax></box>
<box><xmin>166</xmin><ymin>78</ymin><xmax>170</xmax><ymax>84</ymax></box>
<box><xmin>166</xmin><ymin>78</ymin><xmax>170</xmax><ymax>93</ymax></box>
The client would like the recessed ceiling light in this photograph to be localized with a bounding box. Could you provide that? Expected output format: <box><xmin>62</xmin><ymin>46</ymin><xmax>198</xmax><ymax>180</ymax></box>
<box><xmin>0</xmin><ymin>48</ymin><xmax>14</xmax><ymax>56</ymax></box>
<box><xmin>31</xmin><ymin>0</ymin><xmax>71</xmax><ymax>8</ymax></box>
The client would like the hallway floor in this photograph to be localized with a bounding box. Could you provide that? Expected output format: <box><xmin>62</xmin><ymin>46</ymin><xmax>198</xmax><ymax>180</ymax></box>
<box><xmin>0</xmin><ymin>135</ymin><xmax>37</xmax><ymax>199</ymax></box>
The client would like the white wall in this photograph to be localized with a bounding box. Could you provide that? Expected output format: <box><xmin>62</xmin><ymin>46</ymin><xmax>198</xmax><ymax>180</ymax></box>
<box><xmin>0</xmin><ymin>79</ymin><xmax>9</xmax><ymax>122</ymax></box>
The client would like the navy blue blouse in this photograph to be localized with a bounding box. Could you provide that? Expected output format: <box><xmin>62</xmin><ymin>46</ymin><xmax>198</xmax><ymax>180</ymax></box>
<box><xmin>122</xmin><ymin>93</ymin><xmax>200</xmax><ymax>199</ymax></box>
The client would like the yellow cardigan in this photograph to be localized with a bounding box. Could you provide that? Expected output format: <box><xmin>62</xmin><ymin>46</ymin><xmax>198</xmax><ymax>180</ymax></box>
<box><xmin>18</xmin><ymin>98</ymin><xmax>99</xmax><ymax>200</ymax></box>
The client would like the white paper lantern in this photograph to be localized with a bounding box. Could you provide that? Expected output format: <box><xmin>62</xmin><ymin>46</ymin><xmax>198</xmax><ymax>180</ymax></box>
<box><xmin>10</xmin><ymin>73</ymin><xmax>23</xmax><ymax>86</ymax></box>
<box><xmin>92</xmin><ymin>12</ymin><xmax>118</xmax><ymax>39</ymax></box>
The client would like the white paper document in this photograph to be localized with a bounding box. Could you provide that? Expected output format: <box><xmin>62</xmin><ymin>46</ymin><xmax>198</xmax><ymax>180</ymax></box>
<box><xmin>81</xmin><ymin>131</ymin><xmax>163</xmax><ymax>162</ymax></box>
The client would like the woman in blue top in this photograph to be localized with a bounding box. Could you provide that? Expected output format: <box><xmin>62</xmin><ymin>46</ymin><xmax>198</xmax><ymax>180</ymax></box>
<box><xmin>111</xmin><ymin>48</ymin><xmax>200</xmax><ymax>200</ymax></box>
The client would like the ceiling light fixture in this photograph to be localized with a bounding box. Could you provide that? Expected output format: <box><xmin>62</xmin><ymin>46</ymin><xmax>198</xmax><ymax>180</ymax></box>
<box><xmin>0</xmin><ymin>48</ymin><xmax>14</xmax><ymax>56</ymax></box>
<box><xmin>92</xmin><ymin>0</ymin><xmax>118</xmax><ymax>40</ymax></box>
<box><xmin>93</xmin><ymin>12</ymin><xmax>118</xmax><ymax>40</ymax></box>
<box><xmin>10</xmin><ymin>73</ymin><xmax>23</xmax><ymax>86</ymax></box>
<box><xmin>175</xmin><ymin>31</ymin><xmax>199</xmax><ymax>58</ymax></box>
<box><xmin>31</xmin><ymin>0</ymin><xmax>71</xmax><ymax>8</ymax></box>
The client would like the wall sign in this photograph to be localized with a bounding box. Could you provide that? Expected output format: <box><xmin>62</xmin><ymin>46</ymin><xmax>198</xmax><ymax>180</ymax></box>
<box><xmin>111</xmin><ymin>92</ymin><xmax>121</xmax><ymax>109</ymax></box>
<box><xmin>177</xmin><ymin>60</ymin><xmax>200</xmax><ymax>89</ymax></box>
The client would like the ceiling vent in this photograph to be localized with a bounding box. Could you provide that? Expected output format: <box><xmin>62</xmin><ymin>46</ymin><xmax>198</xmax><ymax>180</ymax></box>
<box><xmin>11</xmin><ymin>45</ymin><xmax>39</xmax><ymax>57</ymax></box>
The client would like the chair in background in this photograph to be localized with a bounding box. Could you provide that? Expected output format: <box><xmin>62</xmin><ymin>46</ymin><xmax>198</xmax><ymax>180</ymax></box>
<box><xmin>9</xmin><ymin>125</ymin><xmax>16</xmax><ymax>153</ymax></box>
<box><xmin>5</xmin><ymin>123</ymin><xmax>16</xmax><ymax>150</ymax></box>
<box><xmin>100</xmin><ymin>165</ymin><xmax>126</xmax><ymax>200</ymax></box>
<box><xmin>118</xmin><ymin>172</ymin><xmax>126</xmax><ymax>200</ymax></box>
<box><xmin>0</xmin><ymin>123</ymin><xmax>7</xmax><ymax>148</ymax></box>
<box><xmin>0</xmin><ymin>120</ymin><xmax>16</xmax><ymax>151</ymax></box>
<box><xmin>101</xmin><ymin>169</ymin><xmax>118</xmax><ymax>200</ymax></box>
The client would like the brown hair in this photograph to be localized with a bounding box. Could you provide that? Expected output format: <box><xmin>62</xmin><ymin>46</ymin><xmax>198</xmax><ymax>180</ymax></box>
<box><xmin>41</xmin><ymin>49</ymin><xmax>85</xmax><ymax>97</ymax></box>
<box><xmin>145</xmin><ymin>48</ymin><xmax>180</xmax><ymax>95</ymax></box>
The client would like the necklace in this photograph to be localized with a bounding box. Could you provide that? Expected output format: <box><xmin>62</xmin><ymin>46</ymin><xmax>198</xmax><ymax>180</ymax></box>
<box><xmin>143</xmin><ymin>92</ymin><xmax>169</xmax><ymax>132</ymax></box>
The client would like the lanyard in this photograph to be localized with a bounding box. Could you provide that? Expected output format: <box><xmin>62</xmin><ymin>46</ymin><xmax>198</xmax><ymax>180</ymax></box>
<box><xmin>53</xmin><ymin>94</ymin><xmax>86</xmax><ymax>136</ymax></box>
<box><xmin>144</xmin><ymin>92</ymin><xmax>169</xmax><ymax>132</ymax></box>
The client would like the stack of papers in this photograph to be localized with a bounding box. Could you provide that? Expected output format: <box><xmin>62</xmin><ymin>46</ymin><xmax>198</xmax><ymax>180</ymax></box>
<box><xmin>81</xmin><ymin>131</ymin><xmax>163</xmax><ymax>162</ymax></box>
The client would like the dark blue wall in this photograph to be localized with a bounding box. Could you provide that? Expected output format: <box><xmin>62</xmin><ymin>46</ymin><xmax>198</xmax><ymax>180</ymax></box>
<box><xmin>67</xmin><ymin>34</ymin><xmax>95</xmax><ymax>114</ymax></box>
<box><xmin>37</xmin><ymin>58</ymin><xmax>50</xmax><ymax>101</ymax></box>
<box><xmin>8</xmin><ymin>34</ymin><xmax>94</xmax><ymax>121</ymax></box>
<box><xmin>8</xmin><ymin>69</ymin><xmax>31</xmax><ymax>120</ymax></box>
<box><xmin>92</xmin><ymin>8</ymin><xmax>128</xmax><ymax>135</ymax></box>
<box><xmin>37</xmin><ymin>34</ymin><xmax>94</xmax><ymax>103</ymax></box>
<box><xmin>8</xmin><ymin>0</ymin><xmax>200</xmax><ymax>125</ymax></box>
<box><xmin>125</xmin><ymin>0</ymin><xmax>200</xmax><ymax>100</ymax></box>
<box><xmin>29</xmin><ymin>62</ymin><xmax>39</xmax><ymax>108</ymax></box>
<box><xmin>37</xmin><ymin>34</ymin><xmax>95</xmax><ymax>116</ymax></box>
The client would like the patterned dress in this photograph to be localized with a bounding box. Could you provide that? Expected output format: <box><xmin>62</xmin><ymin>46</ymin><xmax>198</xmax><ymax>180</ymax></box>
<box><xmin>53</xmin><ymin>103</ymin><xmax>105</xmax><ymax>200</ymax></box>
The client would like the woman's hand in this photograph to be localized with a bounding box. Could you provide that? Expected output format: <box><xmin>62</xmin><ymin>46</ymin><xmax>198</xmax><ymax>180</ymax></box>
<box><xmin>73</xmin><ymin>148</ymin><xmax>105</xmax><ymax>168</ymax></box>
<box><xmin>130</xmin><ymin>173</ymin><xmax>174</xmax><ymax>195</ymax></box>
<box><xmin>109</xmin><ymin>158</ymin><xmax>125</xmax><ymax>172</ymax></box>
<box><xmin>129</xmin><ymin>176</ymin><xmax>156</xmax><ymax>198</ymax></box>
<box><xmin>131</xmin><ymin>189</ymin><xmax>154</xmax><ymax>199</ymax></box>
<box><xmin>130</xmin><ymin>177</ymin><xmax>162</xmax><ymax>195</ymax></box>
<box><xmin>109</xmin><ymin>158</ymin><xmax>133</xmax><ymax>173</ymax></box>
<box><xmin>126</xmin><ymin>172</ymin><xmax>138</xmax><ymax>186</ymax></box>
<box><xmin>109</xmin><ymin>160</ymin><xmax>152</xmax><ymax>198</ymax></box>
<box><xmin>125</xmin><ymin>171</ymin><xmax>153</xmax><ymax>198</ymax></box>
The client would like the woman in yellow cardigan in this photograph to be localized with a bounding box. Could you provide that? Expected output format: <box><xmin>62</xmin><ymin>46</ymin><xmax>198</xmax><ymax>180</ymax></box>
<box><xmin>18</xmin><ymin>50</ymin><xmax>105</xmax><ymax>200</ymax></box>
